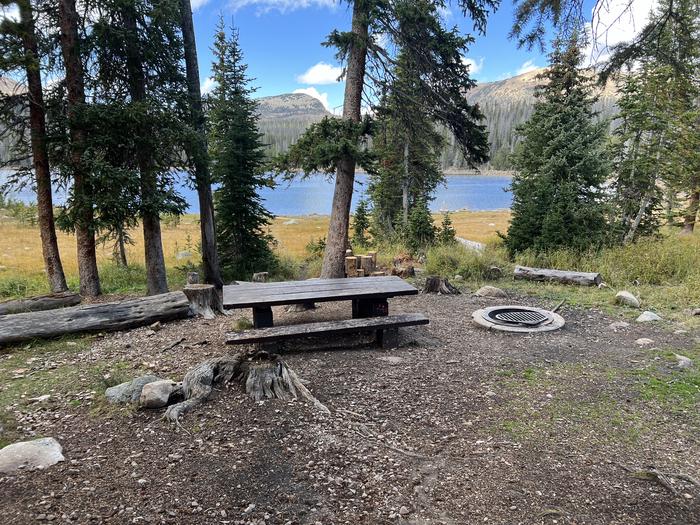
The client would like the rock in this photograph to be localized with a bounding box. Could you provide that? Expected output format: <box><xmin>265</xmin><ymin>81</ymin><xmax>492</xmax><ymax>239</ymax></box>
<box><xmin>674</xmin><ymin>353</ymin><xmax>693</xmax><ymax>370</ymax></box>
<box><xmin>692</xmin><ymin>308</ymin><xmax>700</xmax><ymax>316</ymax></box>
<box><xmin>0</xmin><ymin>437</ymin><xmax>64</xmax><ymax>473</ymax></box>
<box><xmin>399</xmin><ymin>506</ymin><xmax>410</xmax><ymax>516</ymax></box>
<box><xmin>376</xmin><ymin>356</ymin><xmax>405</xmax><ymax>365</ymax></box>
<box><xmin>283</xmin><ymin>219</ymin><xmax>299</xmax><ymax>225</ymax></box>
<box><xmin>615</xmin><ymin>291</ymin><xmax>640</xmax><ymax>308</ymax></box>
<box><xmin>635</xmin><ymin>338</ymin><xmax>655</xmax><ymax>346</ymax></box>
<box><xmin>175</xmin><ymin>251</ymin><xmax>192</xmax><ymax>260</ymax></box>
<box><xmin>475</xmin><ymin>285</ymin><xmax>507</xmax><ymax>298</ymax></box>
<box><xmin>139</xmin><ymin>380</ymin><xmax>180</xmax><ymax>409</ymax></box>
<box><xmin>636</xmin><ymin>311</ymin><xmax>662</xmax><ymax>323</ymax></box>
<box><xmin>28</xmin><ymin>394</ymin><xmax>51</xmax><ymax>403</ymax></box>
<box><xmin>608</xmin><ymin>321</ymin><xmax>630</xmax><ymax>331</ymax></box>
<box><xmin>453</xmin><ymin>274</ymin><xmax>463</xmax><ymax>281</ymax></box>
<box><xmin>149</xmin><ymin>321</ymin><xmax>162</xmax><ymax>332</ymax></box>
<box><xmin>485</xmin><ymin>266</ymin><xmax>503</xmax><ymax>279</ymax></box>
<box><xmin>105</xmin><ymin>375</ymin><xmax>161</xmax><ymax>404</ymax></box>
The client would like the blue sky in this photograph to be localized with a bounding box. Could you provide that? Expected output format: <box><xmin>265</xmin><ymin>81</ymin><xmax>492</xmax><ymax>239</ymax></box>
<box><xmin>189</xmin><ymin>0</ymin><xmax>592</xmax><ymax>113</ymax></box>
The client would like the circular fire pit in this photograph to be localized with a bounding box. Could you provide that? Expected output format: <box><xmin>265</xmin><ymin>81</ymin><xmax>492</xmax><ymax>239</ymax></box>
<box><xmin>472</xmin><ymin>305</ymin><xmax>565</xmax><ymax>333</ymax></box>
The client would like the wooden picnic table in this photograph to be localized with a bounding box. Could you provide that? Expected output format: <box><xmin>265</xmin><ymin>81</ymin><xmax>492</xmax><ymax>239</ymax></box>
<box><xmin>223</xmin><ymin>276</ymin><xmax>419</xmax><ymax>328</ymax></box>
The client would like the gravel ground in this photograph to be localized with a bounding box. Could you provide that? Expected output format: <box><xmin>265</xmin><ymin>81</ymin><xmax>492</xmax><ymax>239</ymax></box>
<box><xmin>1</xmin><ymin>290</ymin><xmax>699</xmax><ymax>525</ymax></box>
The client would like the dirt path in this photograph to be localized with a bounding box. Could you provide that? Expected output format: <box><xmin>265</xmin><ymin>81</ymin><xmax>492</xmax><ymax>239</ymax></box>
<box><xmin>1</xmin><ymin>292</ymin><xmax>699</xmax><ymax>524</ymax></box>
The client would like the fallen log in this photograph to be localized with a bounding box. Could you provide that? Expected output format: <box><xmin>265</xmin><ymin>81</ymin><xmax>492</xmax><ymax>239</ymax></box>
<box><xmin>0</xmin><ymin>292</ymin><xmax>81</xmax><ymax>316</ymax></box>
<box><xmin>0</xmin><ymin>292</ymin><xmax>191</xmax><ymax>345</ymax></box>
<box><xmin>513</xmin><ymin>266</ymin><xmax>602</xmax><ymax>286</ymax></box>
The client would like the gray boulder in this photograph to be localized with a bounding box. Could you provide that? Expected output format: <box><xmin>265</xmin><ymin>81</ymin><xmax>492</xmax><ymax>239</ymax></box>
<box><xmin>636</xmin><ymin>311</ymin><xmax>662</xmax><ymax>323</ymax></box>
<box><xmin>674</xmin><ymin>353</ymin><xmax>693</xmax><ymax>370</ymax></box>
<box><xmin>0</xmin><ymin>437</ymin><xmax>64</xmax><ymax>473</ymax></box>
<box><xmin>105</xmin><ymin>375</ymin><xmax>161</xmax><ymax>404</ymax></box>
<box><xmin>615</xmin><ymin>291</ymin><xmax>640</xmax><ymax>308</ymax></box>
<box><xmin>609</xmin><ymin>321</ymin><xmax>630</xmax><ymax>331</ymax></box>
<box><xmin>139</xmin><ymin>380</ymin><xmax>180</xmax><ymax>409</ymax></box>
<box><xmin>475</xmin><ymin>285</ymin><xmax>507</xmax><ymax>298</ymax></box>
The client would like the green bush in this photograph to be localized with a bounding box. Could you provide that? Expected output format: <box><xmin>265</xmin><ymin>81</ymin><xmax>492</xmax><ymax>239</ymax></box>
<box><xmin>0</xmin><ymin>275</ymin><xmax>48</xmax><ymax>299</ymax></box>
<box><xmin>425</xmin><ymin>242</ymin><xmax>508</xmax><ymax>280</ymax></box>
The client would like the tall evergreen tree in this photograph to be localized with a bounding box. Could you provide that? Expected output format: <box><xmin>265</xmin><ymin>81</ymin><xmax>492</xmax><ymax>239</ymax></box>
<box><xmin>0</xmin><ymin>0</ymin><xmax>68</xmax><ymax>293</ymax></box>
<box><xmin>208</xmin><ymin>21</ymin><xmax>275</xmax><ymax>281</ymax></box>
<box><xmin>504</xmin><ymin>34</ymin><xmax>610</xmax><ymax>255</ymax></box>
<box><xmin>369</xmin><ymin>49</ymin><xmax>445</xmax><ymax>239</ymax></box>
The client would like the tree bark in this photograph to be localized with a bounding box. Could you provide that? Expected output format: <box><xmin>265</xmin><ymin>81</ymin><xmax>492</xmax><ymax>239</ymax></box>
<box><xmin>58</xmin><ymin>0</ymin><xmax>101</xmax><ymax>297</ymax></box>
<box><xmin>115</xmin><ymin>230</ymin><xmax>128</xmax><ymax>267</ymax></box>
<box><xmin>121</xmin><ymin>2</ymin><xmax>168</xmax><ymax>295</ymax></box>
<box><xmin>402</xmin><ymin>140</ymin><xmax>409</xmax><ymax>226</ymax></box>
<box><xmin>18</xmin><ymin>0</ymin><xmax>68</xmax><ymax>293</ymax></box>
<box><xmin>179</xmin><ymin>0</ymin><xmax>223</xmax><ymax>291</ymax></box>
<box><xmin>0</xmin><ymin>292</ymin><xmax>191</xmax><ymax>345</ymax></box>
<box><xmin>320</xmin><ymin>0</ymin><xmax>369</xmax><ymax>278</ymax></box>
<box><xmin>681</xmin><ymin>188</ymin><xmax>699</xmax><ymax>234</ymax></box>
<box><xmin>0</xmin><ymin>291</ymin><xmax>80</xmax><ymax>316</ymax></box>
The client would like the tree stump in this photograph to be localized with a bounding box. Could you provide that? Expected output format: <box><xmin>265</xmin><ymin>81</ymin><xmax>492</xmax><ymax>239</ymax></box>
<box><xmin>252</xmin><ymin>272</ymin><xmax>269</xmax><ymax>283</ymax></box>
<box><xmin>186</xmin><ymin>272</ymin><xmax>199</xmax><ymax>285</ymax></box>
<box><xmin>163</xmin><ymin>351</ymin><xmax>329</xmax><ymax>422</ymax></box>
<box><xmin>183</xmin><ymin>284</ymin><xmax>225</xmax><ymax>320</ymax></box>
<box><xmin>422</xmin><ymin>276</ymin><xmax>461</xmax><ymax>295</ymax></box>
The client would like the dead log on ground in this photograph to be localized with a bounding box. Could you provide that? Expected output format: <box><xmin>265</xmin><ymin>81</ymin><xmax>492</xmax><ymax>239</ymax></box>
<box><xmin>182</xmin><ymin>284</ymin><xmax>225</xmax><ymax>320</ymax></box>
<box><xmin>0</xmin><ymin>291</ymin><xmax>81</xmax><ymax>316</ymax></box>
<box><xmin>514</xmin><ymin>266</ymin><xmax>602</xmax><ymax>286</ymax></box>
<box><xmin>163</xmin><ymin>351</ymin><xmax>329</xmax><ymax>422</ymax></box>
<box><xmin>0</xmin><ymin>292</ymin><xmax>191</xmax><ymax>345</ymax></box>
<box><xmin>422</xmin><ymin>276</ymin><xmax>461</xmax><ymax>295</ymax></box>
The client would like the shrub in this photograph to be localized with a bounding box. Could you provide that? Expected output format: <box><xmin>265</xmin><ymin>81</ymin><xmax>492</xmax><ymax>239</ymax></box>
<box><xmin>425</xmin><ymin>242</ymin><xmax>508</xmax><ymax>280</ymax></box>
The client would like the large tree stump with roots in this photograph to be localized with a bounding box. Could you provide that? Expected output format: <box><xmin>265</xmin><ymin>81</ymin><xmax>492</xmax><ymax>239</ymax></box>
<box><xmin>183</xmin><ymin>284</ymin><xmax>225</xmax><ymax>320</ymax></box>
<box><xmin>163</xmin><ymin>351</ymin><xmax>329</xmax><ymax>422</ymax></box>
<box><xmin>422</xmin><ymin>276</ymin><xmax>461</xmax><ymax>295</ymax></box>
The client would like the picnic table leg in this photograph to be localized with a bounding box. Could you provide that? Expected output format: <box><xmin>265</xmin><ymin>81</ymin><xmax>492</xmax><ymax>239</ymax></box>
<box><xmin>352</xmin><ymin>298</ymin><xmax>389</xmax><ymax>319</ymax></box>
<box><xmin>376</xmin><ymin>327</ymin><xmax>399</xmax><ymax>349</ymax></box>
<box><xmin>253</xmin><ymin>306</ymin><xmax>274</xmax><ymax>328</ymax></box>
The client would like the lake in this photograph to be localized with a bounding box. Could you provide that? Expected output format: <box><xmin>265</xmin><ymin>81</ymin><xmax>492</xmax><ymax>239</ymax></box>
<box><xmin>1</xmin><ymin>171</ymin><xmax>512</xmax><ymax>215</ymax></box>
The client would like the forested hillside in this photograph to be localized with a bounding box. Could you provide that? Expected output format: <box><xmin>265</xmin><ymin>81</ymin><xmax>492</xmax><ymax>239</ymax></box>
<box><xmin>258</xmin><ymin>69</ymin><xmax>619</xmax><ymax>169</ymax></box>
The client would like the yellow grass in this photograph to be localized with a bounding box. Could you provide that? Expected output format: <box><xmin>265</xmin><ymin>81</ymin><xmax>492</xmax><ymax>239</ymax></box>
<box><xmin>0</xmin><ymin>210</ymin><xmax>510</xmax><ymax>278</ymax></box>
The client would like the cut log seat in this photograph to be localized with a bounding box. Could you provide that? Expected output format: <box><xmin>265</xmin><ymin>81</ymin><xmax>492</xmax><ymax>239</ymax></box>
<box><xmin>226</xmin><ymin>313</ymin><xmax>429</xmax><ymax>349</ymax></box>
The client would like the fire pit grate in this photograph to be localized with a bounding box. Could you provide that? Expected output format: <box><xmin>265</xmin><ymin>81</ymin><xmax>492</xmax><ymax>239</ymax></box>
<box><xmin>472</xmin><ymin>305</ymin><xmax>565</xmax><ymax>333</ymax></box>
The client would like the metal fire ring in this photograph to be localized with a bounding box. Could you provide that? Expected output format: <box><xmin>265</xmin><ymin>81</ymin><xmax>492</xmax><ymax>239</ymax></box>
<box><xmin>472</xmin><ymin>305</ymin><xmax>565</xmax><ymax>333</ymax></box>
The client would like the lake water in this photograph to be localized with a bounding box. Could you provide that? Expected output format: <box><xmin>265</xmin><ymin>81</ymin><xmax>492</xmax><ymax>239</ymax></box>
<box><xmin>1</xmin><ymin>171</ymin><xmax>512</xmax><ymax>215</ymax></box>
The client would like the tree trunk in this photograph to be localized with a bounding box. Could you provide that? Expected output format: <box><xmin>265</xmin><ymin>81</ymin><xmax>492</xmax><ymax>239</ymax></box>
<box><xmin>114</xmin><ymin>230</ymin><xmax>128</xmax><ymax>267</ymax></box>
<box><xmin>624</xmin><ymin>193</ymin><xmax>652</xmax><ymax>244</ymax></box>
<box><xmin>179</xmin><ymin>0</ymin><xmax>223</xmax><ymax>291</ymax></box>
<box><xmin>681</xmin><ymin>188</ymin><xmax>699</xmax><ymax>234</ymax></box>
<box><xmin>58</xmin><ymin>0</ymin><xmax>101</xmax><ymax>297</ymax></box>
<box><xmin>18</xmin><ymin>0</ymin><xmax>68</xmax><ymax>294</ymax></box>
<box><xmin>402</xmin><ymin>140</ymin><xmax>409</xmax><ymax>226</ymax></box>
<box><xmin>320</xmin><ymin>0</ymin><xmax>368</xmax><ymax>278</ymax></box>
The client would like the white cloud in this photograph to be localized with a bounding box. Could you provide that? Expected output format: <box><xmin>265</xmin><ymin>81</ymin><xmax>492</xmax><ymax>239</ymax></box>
<box><xmin>191</xmin><ymin>0</ymin><xmax>212</xmax><ymax>10</ymax></box>
<box><xmin>587</xmin><ymin>0</ymin><xmax>658</xmax><ymax>63</ymax></box>
<box><xmin>0</xmin><ymin>5</ymin><xmax>19</xmax><ymax>22</ymax></box>
<box><xmin>296</xmin><ymin>62</ymin><xmax>342</xmax><ymax>85</ymax></box>
<box><xmin>516</xmin><ymin>60</ymin><xmax>539</xmax><ymax>75</ymax></box>
<box><xmin>228</xmin><ymin>0</ymin><xmax>337</xmax><ymax>14</ymax></box>
<box><xmin>201</xmin><ymin>77</ymin><xmax>216</xmax><ymax>94</ymax></box>
<box><xmin>461</xmin><ymin>57</ymin><xmax>484</xmax><ymax>75</ymax></box>
<box><xmin>293</xmin><ymin>87</ymin><xmax>331</xmax><ymax>112</ymax></box>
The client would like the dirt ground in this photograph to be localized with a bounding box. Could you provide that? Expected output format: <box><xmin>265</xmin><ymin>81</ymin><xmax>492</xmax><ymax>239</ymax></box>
<box><xmin>1</xmin><ymin>290</ymin><xmax>699</xmax><ymax>525</ymax></box>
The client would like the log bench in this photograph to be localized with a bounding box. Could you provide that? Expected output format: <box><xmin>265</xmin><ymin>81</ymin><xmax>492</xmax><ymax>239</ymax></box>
<box><xmin>226</xmin><ymin>313</ymin><xmax>429</xmax><ymax>349</ymax></box>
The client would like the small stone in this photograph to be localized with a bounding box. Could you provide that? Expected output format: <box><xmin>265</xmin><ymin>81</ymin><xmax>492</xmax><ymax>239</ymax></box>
<box><xmin>0</xmin><ymin>438</ymin><xmax>64</xmax><ymax>473</ymax></box>
<box><xmin>692</xmin><ymin>308</ymin><xmax>700</xmax><ymax>316</ymax></box>
<box><xmin>105</xmin><ymin>375</ymin><xmax>161</xmax><ymax>404</ymax></box>
<box><xmin>635</xmin><ymin>338</ymin><xmax>655</xmax><ymax>346</ymax></box>
<box><xmin>149</xmin><ymin>321</ymin><xmax>162</xmax><ymax>332</ymax></box>
<box><xmin>474</xmin><ymin>285</ymin><xmax>507</xmax><ymax>298</ymax></box>
<box><xmin>485</xmin><ymin>390</ymin><xmax>497</xmax><ymax>397</ymax></box>
<box><xmin>453</xmin><ymin>274</ymin><xmax>464</xmax><ymax>281</ymax></box>
<box><xmin>139</xmin><ymin>380</ymin><xmax>180</xmax><ymax>409</ymax></box>
<box><xmin>399</xmin><ymin>506</ymin><xmax>410</xmax><ymax>516</ymax></box>
<box><xmin>376</xmin><ymin>356</ymin><xmax>404</xmax><ymax>365</ymax></box>
<box><xmin>137</xmin><ymin>478</ymin><xmax>148</xmax><ymax>486</ymax></box>
<box><xmin>636</xmin><ymin>311</ymin><xmax>662</xmax><ymax>323</ymax></box>
<box><xmin>674</xmin><ymin>354</ymin><xmax>693</xmax><ymax>370</ymax></box>
<box><xmin>615</xmin><ymin>291</ymin><xmax>640</xmax><ymax>308</ymax></box>
<box><xmin>28</xmin><ymin>394</ymin><xmax>51</xmax><ymax>403</ymax></box>
<box><xmin>243</xmin><ymin>504</ymin><xmax>256</xmax><ymax>514</ymax></box>
<box><xmin>608</xmin><ymin>321</ymin><xmax>630</xmax><ymax>331</ymax></box>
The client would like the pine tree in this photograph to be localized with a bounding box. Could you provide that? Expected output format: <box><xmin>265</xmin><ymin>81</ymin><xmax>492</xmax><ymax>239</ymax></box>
<box><xmin>369</xmin><ymin>50</ymin><xmax>445</xmax><ymax>240</ymax></box>
<box><xmin>351</xmin><ymin>199</ymin><xmax>371</xmax><ymax>248</ymax></box>
<box><xmin>504</xmin><ymin>34</ymin><xmax>610</xmax><ymax>255</ymax></box>
<box><xmin>405</xmin><ymin>200</ymin><xmax>436</xmax><ymax>253</ymax></box>
<box><xmin>437</xmin><ymin>212</ymin><xmax>457</xmax><ymax>245</ymax></box>
<box><xmin>208</xmin><ymin>20</ymin><xmax>276</xmax><ymax>281</ymax></box>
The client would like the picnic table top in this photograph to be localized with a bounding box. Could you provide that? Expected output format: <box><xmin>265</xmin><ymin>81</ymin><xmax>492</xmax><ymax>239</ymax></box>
<box><xmin>222</xmin><ymin>276</ymin><xmax>418</xmax><ymax>309</ymax></box>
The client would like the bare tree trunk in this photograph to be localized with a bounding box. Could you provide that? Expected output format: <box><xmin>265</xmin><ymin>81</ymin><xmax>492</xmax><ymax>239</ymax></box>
<box><xmin>681</xmin><ymin>188</ymin><xmax>699</xmax><ymax>234</ymax></box>
<box><xmin>121</xmin><ymin>2</ymin><xmax>168</xmax><ymax>294</ymax></box>
<box><xmin>114</xmin><ymin>230</ymin><xmax>128</xmax><ymax>267</ymax></box>
<box><xmin>58</xmin><ymin>0</ymin><xmax>101</xmax><ymax>297</ymax></box>
<box><xmin>179</xmin><ymin>0</ymin><xmax>223</xmax><ymax>292</ymax></box>
<box><xmin>320</xmin><ymin>0</ymin><xmax>368</xmax><ymax>278</ymax></box>
<box><xmin>402</xmin><ymin>140</ymin><xmax>409</xmax><ymax>226</ymax></box>
<box><xmin>18</xmin><ymin>0</ymin><xmax>67</xmax><ymax>293</ymax></box>
<box><xmin>624</xmin><ymin>194</ymin><xmax>651</xmax><ymax>244</ymax></box>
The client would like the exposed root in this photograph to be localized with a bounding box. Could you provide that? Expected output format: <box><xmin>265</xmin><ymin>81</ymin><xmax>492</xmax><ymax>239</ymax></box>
<box><xmin>163</xmin><ymin>351</ymin><xmax>329</xmax><ymax>423</ymax></box>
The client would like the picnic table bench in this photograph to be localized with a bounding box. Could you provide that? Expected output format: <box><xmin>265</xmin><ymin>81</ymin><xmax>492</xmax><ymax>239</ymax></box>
<box><xmin>223</xmin><ymin>276</ymin><xmax>428</xmax><ymax>349</ymax></box>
